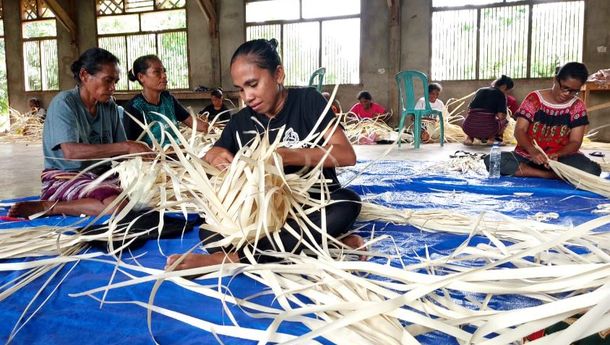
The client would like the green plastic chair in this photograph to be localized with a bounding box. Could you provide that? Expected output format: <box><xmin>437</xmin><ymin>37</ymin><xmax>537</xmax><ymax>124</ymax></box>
<box><xmin>395</xmin><ymin>70</ymin><xmax>444</xmax><ymax>149</ymax></box>
<box><xmin>308</xmin><ymin>67</ymin><xmax>326</xmax><ymax>92</ymax></box>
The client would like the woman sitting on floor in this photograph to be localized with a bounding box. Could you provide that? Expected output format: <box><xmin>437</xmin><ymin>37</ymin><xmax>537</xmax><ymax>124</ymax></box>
<box><xmin>349</xmin><ymin>91</ymin><xmax>386</xmax><ymax>119</ymax></box>
<box><xmin>462</xmin><ymin>75</ymin><xmax>514</xmax><ymax>145</ymax></box>
<box><xmin>9</xmin><ymin>48</ymin><xmax>152</xmax><ymax>218</ymax></box>
<box><xmin>123</xmin><ymin>55</ymin><xmax>208</xmax><ymax>146</ymax></box>
<box><xmin>198</xmin><ymin>88</ymin><xmax>230</xmax><ymax>123</ymax></box>
<box><xmin>415</xmin><ymin>82</ymin><xmax>444</xmax><ymax>143</ymax></box>
<box><xmin>167</xmin><ymin>38</ymin><xmax>363</xmax><ymax>268</ymax></box>
<box><xmin>484</xmin><ymin>62</ymin><xmax>601</xmax><ymax>178</ymax></box>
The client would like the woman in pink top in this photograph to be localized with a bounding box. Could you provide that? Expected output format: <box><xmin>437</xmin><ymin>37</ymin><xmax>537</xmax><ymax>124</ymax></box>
<box><xmin>350</xmin><ymin>91</ymin><xmax>386</xmax><ymax>119</ymax></box>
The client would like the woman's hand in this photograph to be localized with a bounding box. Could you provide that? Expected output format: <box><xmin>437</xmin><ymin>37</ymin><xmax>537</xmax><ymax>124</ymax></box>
<box><xmin>204</xmin><ymin>146</ymin><xmax>234</xmax><ymax>170</ymax></box>
<box><xmin>183</xmin><ymin>116</ymin><xmax>209</xmax><ymax>134</ymax></box>
<box><xmin>125</xmin><ymin>140</ymin><xmax>153</xmax><ymax>154</ymax></box>
<box><xmin>528</xmin><ymin>147</ymin><xmax>548</xmax><ymax>166</ymax></box>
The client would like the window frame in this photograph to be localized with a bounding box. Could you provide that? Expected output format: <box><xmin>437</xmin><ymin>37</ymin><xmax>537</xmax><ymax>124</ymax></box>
<box><xmin>95</xmin><ymin>0</ymin><xmax>191</xmax><ymax>91</ymax></box>
<box><xmin>430</xmin><ymin>0</ymin><xmax>584</xmax><ymax>80</ymax></box>
<box><xmin>244</xmin><ymin>0</ymin><xmax>362</xmax><ymax>86</ymax></box>
<box><xmin>20</xmin><ymin>0</ymin><xmax>59</xmax><ymax>92</ymax></box>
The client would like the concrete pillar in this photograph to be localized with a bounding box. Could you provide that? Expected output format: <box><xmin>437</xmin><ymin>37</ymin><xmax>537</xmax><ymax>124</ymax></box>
<box><xmin>218</xmin><ymin>0</ymin><xmax>245</xmax><ymax>90</ymax></box>
<box><xmin>4</xmin><ymin>0</ymin><xmax>26</xmax><ymax>112</ymax></box>
<box><xmin>187</xmin><ymin>0</ymin><xmax>215</xmax><ymax>89</ymax></box>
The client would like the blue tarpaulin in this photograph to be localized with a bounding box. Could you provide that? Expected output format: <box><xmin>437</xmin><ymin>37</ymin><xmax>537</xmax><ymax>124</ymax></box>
<box><xmin>1</xmin><ymin>160</ymin><xmax>607</xmax><ymax>344</ymax></box>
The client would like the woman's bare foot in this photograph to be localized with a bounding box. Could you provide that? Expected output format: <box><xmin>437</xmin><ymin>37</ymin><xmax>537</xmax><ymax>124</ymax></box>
<box><xmin>8</xmin><ymin>201</ymin><xmax>55</xmax><ymax>218</ymax></box>
<box><xmin>463</xmin><ymin>137</ymin><xmax>474</xmax><ymax>146</ymax></box>
<box><xmin>166</xmin><ymin>251</ymin><xmax>239</xmax><ymax>271</ymax></box>
<box><xmin>341</xmin><ymin>234</ymin><xmax>367</xmax><ymax>261</ymax></box>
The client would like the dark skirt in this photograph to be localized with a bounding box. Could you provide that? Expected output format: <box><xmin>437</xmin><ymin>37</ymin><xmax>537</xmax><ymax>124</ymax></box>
<box><xmin>462</xmin><ymin>108</ymin><xmax>505</xmax><ymax>140</ymax></box>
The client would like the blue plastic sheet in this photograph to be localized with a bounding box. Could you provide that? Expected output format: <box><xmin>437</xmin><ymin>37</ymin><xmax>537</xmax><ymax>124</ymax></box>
<box><xmin>1</xmin><ymin>160</ymin><xmax>607</xmax><ymax>344</ymax></box>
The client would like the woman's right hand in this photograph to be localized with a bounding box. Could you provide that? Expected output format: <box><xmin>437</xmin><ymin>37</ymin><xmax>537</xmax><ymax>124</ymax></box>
<box><xmin>204</xmin><ymin>147</ymin><xmax>234</xmax><ymax>170</ymax></box>
<box><xmin>125</xmin><ymin>140</ymin><xmax>153</xmax><ymax>154</ymax></box>
<box><xmin>528</xmin><ymin>147</ymin><xmax>548</xmax><ymax>166</ymax></box>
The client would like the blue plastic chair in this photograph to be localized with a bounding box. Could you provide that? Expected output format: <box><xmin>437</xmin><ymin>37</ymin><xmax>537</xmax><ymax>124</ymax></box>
<box><xmin>395</xmin><ymin>70</ymin><xmax>444</xmax><ymax>149</ymax></box>
<box><xmin>308</xmin><ymin>67</ymin><xmax>326</xmax><ymax>92</ymax></box>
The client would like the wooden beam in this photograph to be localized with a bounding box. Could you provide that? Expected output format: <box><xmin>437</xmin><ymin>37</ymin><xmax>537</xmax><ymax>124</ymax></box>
<box><xmin>195</xmin><ymin>0</ymin><xmax>218</xmax><ymax>38</ymax></box>
<box><xmin>45</xmin><ymin>0</ymin><xmax>77</xmax><ymax>40</ymax></box>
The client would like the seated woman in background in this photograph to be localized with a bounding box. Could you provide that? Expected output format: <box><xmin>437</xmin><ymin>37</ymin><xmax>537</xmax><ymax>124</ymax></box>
<box><xmin>415</xmin><ymin>82</ymin><xmax>444</xmax><ymax>142</ymax></box>
<box><xmin>462</xmin><ymin>75</ymin><xmax>514</xmax><ymax>145</ymax></box>
<box><xmin>28</xmin><ymin>97</ymin><xmax>47</xmax><ymax>120</ymax></box>
<box><xmin>415</xmin><ymin>82</ymin><xmax>444</xmax><ymax>112</ymax></box>
<box><xmin>167</xmin><ymin>38</ymin><xmax>363</xmax><ymax>268</ymax></box>
<box><xmin>350</xmin><ymin>91</ymin><xmax>386</xmax><ymax>119</ymax></box>
<box><xmin>123</xmin><ymin>55</ymin><xmax>208</xmax><ymax>146</ymax></box>
<box><xmin>484</xmin><ymin>62</ymin><xmax>601</xmax><ymax>178</ymax></box>
<box><xmin>198</xmin><ymin>88</ymin><xmax>230</xmax><ymax>123</ymax></box>
<box><xmin>9</xmin><ymin>48</ymin><xmax>152</xmax><ymax>218</ymax></box>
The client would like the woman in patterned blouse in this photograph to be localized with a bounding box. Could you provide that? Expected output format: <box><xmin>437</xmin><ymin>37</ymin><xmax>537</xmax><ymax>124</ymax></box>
<box><xmin>484</xmin><ymin>62</ymin><xmax>601</xmax><ymax>178</ymax></box>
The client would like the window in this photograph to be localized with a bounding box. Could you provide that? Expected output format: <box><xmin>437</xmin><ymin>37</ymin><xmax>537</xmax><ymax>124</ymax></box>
<box><xmin>245</xmin><ymin>0</ymin><xmax>361</xmax><ymax>86</ymax></box>
<box><xmin>431</xmin><ymin>0</ymin><xmax>584</xmax><ymax>80</ymax></box>
<box><xmin>21</xmin><ymin>0</ymin><xmax>59</xmax><ymax>91</ymax></box>
<box><xmin>96</xmin><ymin>0</ymin><xmax>189</xmax><ymax>91</ymax></box>
<box><xmin>0</xmin><ymin>1</ymin><xmax>8</xmax><ymax>132</ymax></box>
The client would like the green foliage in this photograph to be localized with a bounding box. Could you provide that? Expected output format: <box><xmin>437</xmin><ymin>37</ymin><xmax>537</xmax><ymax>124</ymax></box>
<box><xmin>159</xmin><ymin>32</ymin><xmax>189</xmax><ymax>89</ymax></box>
<box><xmin>22</xmin><ymin>20</ymin><xmax>57</xmax><ymax>39</ymax></box>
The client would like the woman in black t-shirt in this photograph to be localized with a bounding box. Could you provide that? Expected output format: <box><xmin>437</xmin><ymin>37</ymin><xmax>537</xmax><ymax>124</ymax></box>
<box><xmin>462</xmin><ymin>75</ymin><xmax>514</xmax><ymax>145</ymax></box>
<box><xmin>198</xmin><ymin>88</ymin><xmax>230</xmax><ymax>123</ymax></box>
<box><xmin>167</xmin><ymin>39</ymin><xmax>363</xmax><ymax>268</ymax></box>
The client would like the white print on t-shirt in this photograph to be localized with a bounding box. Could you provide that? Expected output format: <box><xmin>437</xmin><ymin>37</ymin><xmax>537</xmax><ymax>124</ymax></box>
<box><xmin>282</xmin><ymin>128</ymin><xmax>301</xmax><ymax>148</ymax></box>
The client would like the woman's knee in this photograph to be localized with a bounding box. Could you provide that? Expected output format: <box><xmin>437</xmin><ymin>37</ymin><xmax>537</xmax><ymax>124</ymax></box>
<box><xmin>484</xmin><ymin>152</ymin><xmax>519</xmax><ymax>175</ymax></box>
<box><xmin>331</xmin><ymin>188</ymin><xmax>361</xmax><ymax>215</ymax></box>
<box><xmin>559</xmin><ymin>154</ymin><xmax>602</xmax><ymax>176</ymax></box>
<box><xmin>580</xmin><ymin>161</ymin><xmax>602</xmax><ymax>176</ymax></box>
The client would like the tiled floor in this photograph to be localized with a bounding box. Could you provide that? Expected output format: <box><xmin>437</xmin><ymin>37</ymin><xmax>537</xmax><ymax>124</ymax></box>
<box><xmin>1</xmin><ymin>139</ymin><xmax>606</xmax><ymax>200</ymax></box>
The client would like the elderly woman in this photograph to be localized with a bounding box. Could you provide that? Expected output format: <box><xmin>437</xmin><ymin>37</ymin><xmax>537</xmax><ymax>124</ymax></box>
<box><xmin>9</xmin><ymin>48</ymin><xmax>151</xmax><ymax>218</ymax></box>
<box><xmin>167</xmin><ymin>38</ymin><xmax>363</xmax><ymax>268</ymax></box>
<box><xmin>484</xmin><ymin>62</ymin><xmax>601</xmax><ymax>178</ymax></box>
<box><xmin>123</xmin><ymin>55</ymin><xmax>208</xmax><ymax>146</ymax></box>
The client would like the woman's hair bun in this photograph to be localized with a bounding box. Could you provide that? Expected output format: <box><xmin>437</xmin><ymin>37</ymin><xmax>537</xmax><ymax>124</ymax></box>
<box><xmin>268</xmin><ymin>38</ymin><xmax>279</xmax><ymax>50</ymax></box>
<box><xmin>127</xmin><ymin>69</ymin><xmax>137</xmax><ymax>82</ymax></box>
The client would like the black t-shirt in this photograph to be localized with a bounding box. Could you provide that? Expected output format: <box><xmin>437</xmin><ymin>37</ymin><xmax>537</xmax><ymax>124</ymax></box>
<box><xmin>199</xmin><ymin>104</ymin><xmax>230</xmax><ymax>122</ymax></box>
<box><xmin>215</xmin><ymin>87</ymin><xmax>341</xmax><ymax>190</ymax></box>
<box><xmin>469</xmin><ymin>87</ymin><xmax>507</xmax><ymax>114</ymax></box>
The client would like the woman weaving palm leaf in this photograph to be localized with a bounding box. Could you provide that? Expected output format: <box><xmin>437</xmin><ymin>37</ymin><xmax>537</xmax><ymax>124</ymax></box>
<box><xmin>167</xmin><ymin>39</ymin><xmax>364</xmax><ymax>268</ymax></box>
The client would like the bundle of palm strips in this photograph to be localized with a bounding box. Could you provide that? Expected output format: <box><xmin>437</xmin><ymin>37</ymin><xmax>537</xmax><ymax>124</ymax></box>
<box><xmin>0</xmin><ymin>108</ymin><xmax>44</xmax><ymax>143</ymax></box>
<box><xmin>2</xmin><ymin>88</ymin><xmax>610</xmax><ymax>343</ymax></box>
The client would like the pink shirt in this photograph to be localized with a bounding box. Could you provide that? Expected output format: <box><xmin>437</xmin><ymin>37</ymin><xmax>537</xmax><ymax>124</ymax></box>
<box><xmin>350</xmin><ymin>102</ymin><xmax>386</xmax><ymax>119</ymax></box>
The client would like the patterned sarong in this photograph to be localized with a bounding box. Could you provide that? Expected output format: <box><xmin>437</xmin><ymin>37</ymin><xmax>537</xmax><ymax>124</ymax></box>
<box><xmin>40</xmin><ymin>170</ymin><xmax>122</xmax><ymax>202</ymax></box>
<box><xmin>462</xmin><ymin>108</ymin><xmax>507</xmax><ymax>140</ymax></box>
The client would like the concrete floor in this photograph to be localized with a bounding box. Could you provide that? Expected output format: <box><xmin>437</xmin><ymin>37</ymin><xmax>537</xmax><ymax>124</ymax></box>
<box><xmin>0</xmin><ymin>141</ymin><xmax>500</xmax><ymax>200</ymax></box>
<box><xmin>0</xmin><ymin>142</ymin><xmax>43</xmax><ymax>200</ymax></box>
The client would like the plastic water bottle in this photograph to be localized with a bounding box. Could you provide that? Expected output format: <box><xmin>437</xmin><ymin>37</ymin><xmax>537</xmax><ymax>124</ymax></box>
<box><xmin>489</xmin><ymin>144</ymin><xmax>501</xmax><ymax>178</ymax></box>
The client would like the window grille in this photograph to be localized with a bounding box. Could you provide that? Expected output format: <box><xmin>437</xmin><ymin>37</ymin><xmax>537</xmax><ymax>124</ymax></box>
<box><xmin>245</xmin><ymin>0</ymin><xmax>361</xmax><ymax>86</ymax></box>
<box><xmin>96</xmin><ymin>0</ymin><xmax>188</xmax><ymax>90</ymax></box>
<box><xmin>21</xmin><ymin>0</ymin><xmax>58</xmax><ymax>91</ymax></box>
<box><xmin>431</xmin><ymin>0</ymin><xmax>584</xmax><ymax>80</ymax></box>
